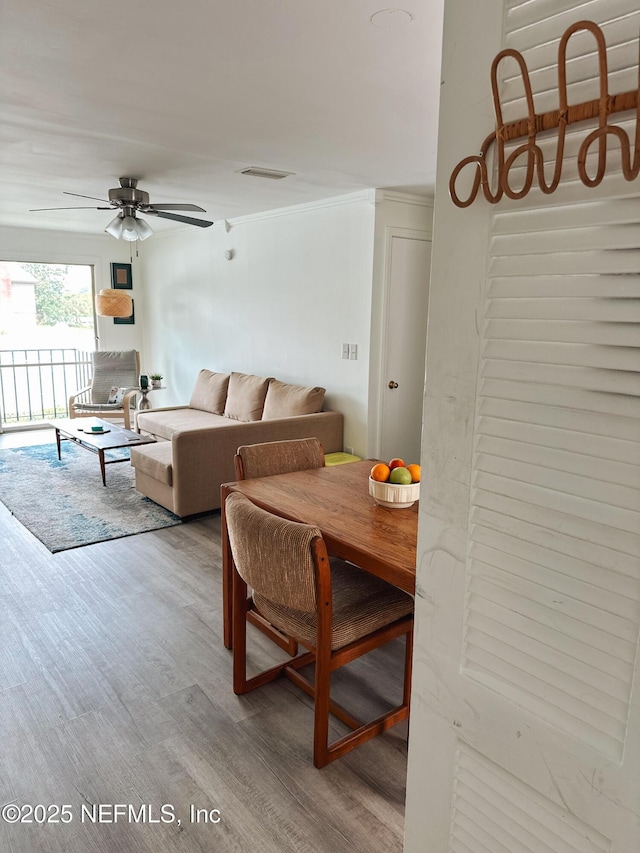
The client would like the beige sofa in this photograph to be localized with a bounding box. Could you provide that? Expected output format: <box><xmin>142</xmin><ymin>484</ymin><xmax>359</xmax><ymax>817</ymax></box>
<box><xmin>130</xmin><ymin>370</ymin><xmax>344</xmax><ymax>517</ymax></box>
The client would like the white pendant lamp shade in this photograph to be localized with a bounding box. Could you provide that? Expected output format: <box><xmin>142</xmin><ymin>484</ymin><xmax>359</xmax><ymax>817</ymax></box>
<box><xmin>120</xmin><ymin>216</ymin><xmax>138</xmax><ymax>241</ymax></box>
<box><xmin>95</xmin><ymin>289</ymin><xmax>133</xmax><ymax>318</ymax></box>
<box><xmin>134</xmin><ymin>217</ymin><xmax>153</xmax><ymax>240</ymax></box>
<box><xmin>105</xmin><ymin>213</ymin><xmax>153</xmax><ymax>241</ymax></box>
<box><xmin>105</xmin><ymin>215</ymin><xmax>124</xmax><ymax>239</ymax></box>
<box><xmin>121</xmin><ymin>214</ymin><xmax>152</xmax><ymax>241</ymax></box>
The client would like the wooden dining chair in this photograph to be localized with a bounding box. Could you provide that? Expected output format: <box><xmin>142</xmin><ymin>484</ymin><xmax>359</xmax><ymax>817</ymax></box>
<box><xmin>232</xmin><ymin>437</ymin><xmax>325</xmax><ymax>655</ymax></box>
<box><xmin>234</xmin><ymin>437</ymin><xmax>325</xmax><ymax>481</ymax></box>
<box><xmin>225</xmin><ymin>491</ymin><xmax>414</xmax><ymax>768</ymax></box>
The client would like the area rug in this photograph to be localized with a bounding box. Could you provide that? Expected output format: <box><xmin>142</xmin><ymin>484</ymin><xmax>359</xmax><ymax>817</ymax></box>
<box><xmin>0</xmin><ymin>442</ymin><xmax>181</xmax><ymax>553</ymax></box>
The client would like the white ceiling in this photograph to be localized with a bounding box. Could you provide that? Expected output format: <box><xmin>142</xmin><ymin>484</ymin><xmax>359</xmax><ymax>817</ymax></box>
<box><xmin>1</xmin><ymin>1</ymin><xmax>444</xmax><ymax>237</ymax></box>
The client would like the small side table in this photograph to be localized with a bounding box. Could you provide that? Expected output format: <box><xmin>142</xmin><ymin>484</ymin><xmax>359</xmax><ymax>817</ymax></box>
<box><xmin>137</xmin><ymin>385</ymin><xmax>166</xmax><ymax>411</ymax></box>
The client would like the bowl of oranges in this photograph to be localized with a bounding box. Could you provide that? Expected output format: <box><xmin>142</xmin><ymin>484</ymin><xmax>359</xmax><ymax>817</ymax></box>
<box><xmin>369</xmin><ymin>458</ymin><xmax>420</xmax><ymax>508</ymax></box>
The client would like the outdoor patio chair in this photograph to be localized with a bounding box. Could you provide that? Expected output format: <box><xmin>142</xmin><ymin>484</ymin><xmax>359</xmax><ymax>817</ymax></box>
<box><xmin>68</xmin><ymin>350</ymin><xmax>140</xmax><ymax>430</ymax></box>
<box><xmin>225</xmin><ymin>491</ymin><xmax>414</xmax><ymax>768</ymax></box>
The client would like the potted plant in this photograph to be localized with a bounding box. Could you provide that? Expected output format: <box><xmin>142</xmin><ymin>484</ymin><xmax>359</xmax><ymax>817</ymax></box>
<box><xmin>150</xmin><ymin>372</ymin><xmax>163</xmax><ymax>388</ymax></box>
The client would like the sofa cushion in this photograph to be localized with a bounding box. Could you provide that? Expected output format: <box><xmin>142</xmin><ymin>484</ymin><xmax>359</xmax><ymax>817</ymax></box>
<box><xmin>189</xmin><ymin>369</ymin><xmax>229</xmax><ymax>414</ymax></box>
<box><xmin>130</xmin><ymin>441</ymin><xmax>173</xmax><ymax>486</ymax></box>
<box><xmin>261</xmin><ymin>380</ymin><xmax>326</xmax><ymax>420</ymax></box>
<box><xmin>223</xmin><ymin>372</ymin><xmax>271</xmax><ymax>422</ymax></box>
<box><xmin>137</xmin><ymin>408</ymin><xmax>229</xmax><ymax>440</ymax></box>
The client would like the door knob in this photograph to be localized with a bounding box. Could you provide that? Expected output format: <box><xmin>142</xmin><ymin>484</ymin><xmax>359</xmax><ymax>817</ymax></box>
<box><xmin>388</xmin><ymin>380</ymin><xmax>399</xmax><ymax>389</ymax></box>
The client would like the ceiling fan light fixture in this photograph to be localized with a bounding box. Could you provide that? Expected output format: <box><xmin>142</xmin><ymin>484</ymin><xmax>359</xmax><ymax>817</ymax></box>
<box><xmin>120</xmin><ymin>214</ymin><xmax>142</xmax><ymax>241</ymax></box>
<box><xmin>133</xmin><ymin>217</ymin><xmax>153</xmax><ymax>240</ymax></box>
<box><xmin>120</xmin><ymin>215</ymin><xmax>138</xmax><ymax>241</ymax></box>
<box><xmin>105</xmin><ymin>214</ymin><xmax>124</xmax><ymax>239</ymax></box>
<box><xmin>105</xmin><ymin>212</ymin><xmax>153</xmax><ymax>241</ymax></box>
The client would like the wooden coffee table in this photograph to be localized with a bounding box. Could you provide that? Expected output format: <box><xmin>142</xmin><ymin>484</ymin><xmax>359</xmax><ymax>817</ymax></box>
<box><xmin>50</xmin><ymin>417</ymin><xmax>156</xmax><ymax>486</ymax></box>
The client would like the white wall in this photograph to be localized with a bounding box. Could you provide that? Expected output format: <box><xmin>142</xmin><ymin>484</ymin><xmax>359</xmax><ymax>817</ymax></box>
<box><xmin>0</xmin><ymin>225</ymin><xmax>144</xmax><ymax>353</ymax></box>
<box><xmin>1</xmin><ymin>192</ymin><xmax>433</xmax><ymax>455</ymax></box>
<box><xmin>139</xmin><ymin>192</ymin><xmax>378</xmax><ymax>456</ymax></box>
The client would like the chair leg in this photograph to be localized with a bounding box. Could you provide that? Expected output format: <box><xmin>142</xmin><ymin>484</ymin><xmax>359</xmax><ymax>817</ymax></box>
<box><xmin>231</xmin><ymin>568</ymin><xmax>249</xmax><ymax>693</ymax></box>
<box><xmin>312</xmin><ymin>639</ymin><xmax>332</xmax><ymax>768</ymax></box>
<box><xmin>232</xmin><ymin>568</ymin><xmax>309</xmax><ymax>694</ymax></box>
<box><xmin>313</xmin><ymin>619</ymin><xmax>414</xmax><ymax>768</ymax></box>
<box><xmin>233</xmin><ymin>610</ymin><xmax>413</xmax><ymax>765</ymax></box>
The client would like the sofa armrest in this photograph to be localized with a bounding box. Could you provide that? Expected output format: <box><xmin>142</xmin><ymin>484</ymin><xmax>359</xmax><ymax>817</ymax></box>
<box><xmin>169</xmin><ymin>411</ymin><xmax>344</xmax><ymax>516</ymax></box>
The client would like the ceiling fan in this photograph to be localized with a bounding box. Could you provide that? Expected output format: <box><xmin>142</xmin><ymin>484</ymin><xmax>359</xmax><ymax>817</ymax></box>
<box><xmin>30</xmin><ymin>177</ymin><xmax>214</xmax><ymax>241</ymax></box>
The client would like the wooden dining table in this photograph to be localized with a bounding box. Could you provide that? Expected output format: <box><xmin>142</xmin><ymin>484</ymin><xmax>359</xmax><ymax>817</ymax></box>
<box><xmin>220</xmin><ymin>459</ymin><xmax>418</xmax><ymax>648</ymax></box>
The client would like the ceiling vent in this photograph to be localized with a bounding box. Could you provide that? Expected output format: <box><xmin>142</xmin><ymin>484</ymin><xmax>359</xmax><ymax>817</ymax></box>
<box><xmin>237</xmin><ymin>167</ymin><xmax>294</xmax><ymax>180</ymax></box>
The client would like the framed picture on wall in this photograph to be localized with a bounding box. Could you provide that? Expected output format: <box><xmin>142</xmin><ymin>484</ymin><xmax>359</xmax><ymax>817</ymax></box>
<box><xmin>113</xmin><ymin>299</ymin><xmax>135</xmax><ymax>324</ymax></box>
<box><xmin>111</xmin><ymin>262</ymin><xmax>132</xmax><ymax>289</ymax></box>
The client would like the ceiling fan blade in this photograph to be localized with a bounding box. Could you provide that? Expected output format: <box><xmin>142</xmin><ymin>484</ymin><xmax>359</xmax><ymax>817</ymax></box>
<box><xmin>30</xmin><ymin>206</ymin><xmax>112</xmax><ymax>211</ymax></box>
<box><xmin>146</xmin><ymin>203</ymin><xmax>206</xmax><ymax>212</ymax></box>
<box><xmin>143</xmin><ymin>210</ymin><xmax>214</xmax><ymax>228</ymax></box>
<box><xmin>63</xmin><ymin>191</ymin><xmax>112</xmax><ymax>203</ymax></box>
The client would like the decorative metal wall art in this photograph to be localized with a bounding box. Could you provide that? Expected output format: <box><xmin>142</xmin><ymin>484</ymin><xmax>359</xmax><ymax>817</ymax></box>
<box><xmin>449</xmin><ymin>20</ymin><xmax>640</xmax><ymax>208</ymax></box>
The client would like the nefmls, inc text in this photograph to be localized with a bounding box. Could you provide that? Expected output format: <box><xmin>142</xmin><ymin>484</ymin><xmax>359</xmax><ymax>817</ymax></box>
<box><xmin>81</xmin><ymin>804</ymin><xmax>177</xmax><ymax>824</ymax></box>
<box><xmin>81</xmin><ymin>804</ymin><xmax>221</xmax><ymax>824</ymax></box>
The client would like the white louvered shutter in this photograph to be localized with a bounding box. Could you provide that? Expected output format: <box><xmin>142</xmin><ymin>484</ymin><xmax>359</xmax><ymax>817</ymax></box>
<box><xmin>465</xmin><ymin>0</ymin><xmax>640</xmax><ymax>763</ymax></box>
<box><xmin>405</xmin><ymin>1</ymin><xmax>640</xmax><ymax>851</ymax></box>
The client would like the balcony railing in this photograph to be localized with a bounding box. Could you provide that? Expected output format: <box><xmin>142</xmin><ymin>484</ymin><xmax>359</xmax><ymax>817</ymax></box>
<box><xmin>0</xmin><ymin>349</ymin><xmax>93</xmax><ymax>428</ymax></box>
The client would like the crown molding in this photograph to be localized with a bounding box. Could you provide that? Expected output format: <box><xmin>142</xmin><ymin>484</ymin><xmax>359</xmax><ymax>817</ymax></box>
<box><xmin>225</xmin><ymin>190</ymin><xmax>375</xmax><ymax>227</ymax></box>
<box><xmin>132</xmin><ymin>188</ymin><xmax>434</xmax><ymax>236</ymax></box>
<box><xmin>374</xmin><ymin>189</ymin><xmax>434</xmax><ymax>207</ymax></box>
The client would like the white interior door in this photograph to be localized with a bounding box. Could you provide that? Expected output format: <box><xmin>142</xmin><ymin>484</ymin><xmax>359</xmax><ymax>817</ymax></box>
<box><xmin>404</xmin><ymin>1</ymin><xmax>640</xmax><ymax>851</ymax></box>
<box><xmin>380</xmin><ymin>235</ymin><xmax>431</xmax><ymax>465</ymax></box>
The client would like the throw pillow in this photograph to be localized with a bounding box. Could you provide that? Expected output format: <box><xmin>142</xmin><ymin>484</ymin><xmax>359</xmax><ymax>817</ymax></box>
<box><xmin>189</xmin><ymin>369</ymin><xmax>230</xmax><ymax>414</ymax></box>
<box><xmin>261</xmin><ymin>380</ymin><xmax>326</xmax><ymax>420</ymax></box>
<box><xmin>108</xmin><ymin>386</ymin><xmax>128</xmax><ymax>405</ymax></box>
<box><xmin>223</xmin><ymin>372</ymin><xmax>272</xmax><ymax>421</ymax></box>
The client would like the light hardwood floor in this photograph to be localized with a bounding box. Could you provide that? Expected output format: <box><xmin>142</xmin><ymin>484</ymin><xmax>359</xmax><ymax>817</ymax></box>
<box><xmin>0</xmin><ymin>432</ymin><xmax>408</xmax><ymax>852</ymax></box>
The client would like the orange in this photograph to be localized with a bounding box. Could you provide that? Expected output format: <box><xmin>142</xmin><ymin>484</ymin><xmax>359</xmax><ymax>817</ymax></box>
<box><xmin>388</xmin><ymin>457</ymin><xmax>405</xmax><ymax>470</ymax></box>
<box><xmin>370</xmin><ymin>462</ymin><xmax>391</xmax><ymax>482</ymax></box>
<box><xmin>407</xmin><ymin>463</ymin><xmax>421</xmax><ymax>483</ymax></box>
